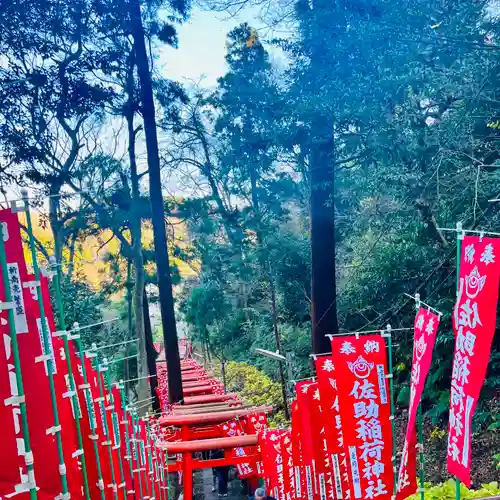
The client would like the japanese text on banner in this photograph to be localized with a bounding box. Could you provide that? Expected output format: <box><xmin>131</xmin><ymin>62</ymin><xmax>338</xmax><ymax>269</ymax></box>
<box><xmin>447</xmin><ymin>236</ymin><xmax>500</xmax><ymax>486</ymax></box>
<box><xmin>397</xmin><ymin>308</ymin><xmax>440</xmax><ymax>500</ymax></box>
<box><xmin>331</xmin><ymin>335</ymin><xmax>394</xmax><ymax>500</ymax></box>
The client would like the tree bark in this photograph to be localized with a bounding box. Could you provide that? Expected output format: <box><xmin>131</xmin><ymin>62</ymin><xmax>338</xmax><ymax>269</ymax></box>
<box><xmin>143</xmin><ymin>287</ymin><xmax>160</xmax><ymax>412</ymax></box>
<box><xmin>129</xmin><ymin>0</ymin><xmax>183</xmax><ymax>403</ymax></box>
<box><xmin>310</xmin><ymin>112</ymin><xmax>338</xmax><ymax>354</ymax></box>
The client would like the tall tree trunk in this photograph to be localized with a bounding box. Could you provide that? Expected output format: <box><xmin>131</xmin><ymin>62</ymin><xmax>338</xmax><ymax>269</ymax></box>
<box><xmin>129</xmin><ymin>0</ymin><xmax>183</xmax><ymax>403</ymax></box>
<box><xmin>125</xmin><ymin>260</ymin><xmax>132</xmax><ymax>396</ymax></box>
<box><xmin>310</xmin><ymin>113</ymin><xmax>338</xmax><ymax>354</ymax></box>
<box><xmin>143</xmin><ymin>287</ymin><xmax>160</xmax><ymax>412</ymax></box>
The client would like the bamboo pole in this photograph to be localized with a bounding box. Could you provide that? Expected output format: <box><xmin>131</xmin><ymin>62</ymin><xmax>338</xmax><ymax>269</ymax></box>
<box><xmin>455</xmin><ymin>222</ymin><xmax>463</xmax><ymax>500</ymax></box>
<box><xmin>94</xmin><ymin>351</ymin><xmax>119</xmax><ymax>500</ymax></box>
<box><xmin>72</xmin><ymin>333</ymin><xmax>106</xmax><ymax>500</ymax></box>
<box><xmin>0</xmin><ymin>222</ymin><xmax>37</xmax><ymax>499</ymax></box>
<box><xmin>130</xmin><ymin>411</ymin><xmax>145</xmax><ymax>499</ymax></box>
<box><xmin>118</xmin><ymin>381</ymin><xmax>137</xmax><ymax>497</ymax></box>
<box><xmin>383</xmin><ymin>324</ymin><xmax>398</xmax><ymax>494</ymax></box>
<box><xmin>102</xmin><ymin>358</ymin><xmax>127</xmax><ymax>494</ymax></box>
<box><xmin>50</xmin><ymin>257</ymin><xmax>91</xmax><ymax>500</ymax></box>
<box><xmin>414</xmin><ymin>293</ymin><xmax>425</xmax><ymax>500</ymax></box>
<box><xmin>23</xmin><ymin>193</ymin><xmax>69</xmax><ymax>497</ymax></box>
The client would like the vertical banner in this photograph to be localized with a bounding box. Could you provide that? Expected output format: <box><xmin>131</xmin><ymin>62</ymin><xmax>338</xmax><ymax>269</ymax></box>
<box><xmin>260</xmin><ymin>429</ymin><xmax>285</xmax><ymax>500</ymax></box>
<box><xmin>315</xmin><ymin>355</ymin><xmax>351</xmax><ymax>500</ymax></box>
<box><xmin>447</xmin><ymin>236</ymin><xmax>500</xmax><ymax>486</ymax></box>
<box><xmin>291</xmin><ymin>401</ymin><xmax>306</xmax><ymax>500</ymax></box>
<box><xmin>295</xmin><ymin>381</ymin><xmax>317</xmax><ymax>500</ymax></box>
<box><xmin>219</xmin><ymin>419</ymin><xmax>256</xmax><ymax>478</ymax></box>
<box><xmin>397</xmin><ymin>308</ymin><xmax>440</xmax><ymax>499</ymax></box>
<box><xmin>306</xmin><ymin>382</ymin><xmax>335</xmax><ymax>500</ymax></box>
<box><xmin>281</xmin><ymin>430</ymin><xmax>296</xmax><ymax>500</ymax></box>
<box><xmin>331</xmin><ymin>335</ymin><xmax>394</xmax><ymax>500</ymax></box>
<box><xmin>245</xmin><ymin>413</ymin><xmax>269</xmax><ymax>476</ymax></box>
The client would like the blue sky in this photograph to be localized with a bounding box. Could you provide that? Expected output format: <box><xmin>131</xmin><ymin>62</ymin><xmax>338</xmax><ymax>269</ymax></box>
<box><xmin>158</xmin><ymin>5</ymin><xmax>288</xmax><ymax>88</ymax></box>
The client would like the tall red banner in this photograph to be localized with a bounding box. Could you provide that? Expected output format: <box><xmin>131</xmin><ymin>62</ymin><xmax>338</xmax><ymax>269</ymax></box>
<box><xmin>281</xmin><ymin>431</ymin><xmax>296</xmax><ymax>500</ymax></box>
<box><xmin>291</xmin><ymin>401</ymin><xmax>306</xmax><ymax>500</ymax></box>
<box><xmin>244</xmin><ymin>413</ymin><xmax>268</xmax><ymax>476</ymax></box>
<box><xmin>260</xmin><ymin>428</ymin><xmax>285</xmax><ymax>500</ymax></box>
<box><xmin>447</xmin><ymin>236</ymin><xmax>500</xmax><ymax>486</ymax></box>
<box><xmin>397</xmin><ymin>308</ymin><xmax>440</xmax><ymax>499</ymax></box>
<box><xmin>295</xmin><ymin>381</ymin><xmax>317</xmax><ymax>500</ymax></box>
<box><xmin>307</xmin><ymin>382</ymin><xmax>335</xmax><ymax>500</ymax></box>
<box><xmin>315</xmin><ymin>355</ymin><xmax>351</xmax><ymax>500</ymax></box>
<box><xmin>331</xmin><ymin>335</ymin><xmax>394</xmax><ymax>500</ymax></box>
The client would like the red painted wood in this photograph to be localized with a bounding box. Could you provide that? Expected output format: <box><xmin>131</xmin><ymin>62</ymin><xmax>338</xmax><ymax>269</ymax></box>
<box><xmin>159</xmin><ymin>407</ymin><xmax>272</xmax><ymax>426</ymax></box>
<box><xmin>183</xmin><ymin>393</ymin><xmax>239</xmax><ymax>405</ymax></box>
<box><xmin>157</xmin><ymin>434</ymin><xmax>258</xmax><ymax>452</ymax></box>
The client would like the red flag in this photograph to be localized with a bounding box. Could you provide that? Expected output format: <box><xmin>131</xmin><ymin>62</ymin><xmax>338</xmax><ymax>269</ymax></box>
<box><xmin>295</xmin><ymin>381</ymin><xmax>317</xmax><ymax>500</ymax></box>
<box><xmin>260</xmin><ymin>428</ymin><xmax>285</xmax><ymax>500</ymax></box>
<box><xmin>0</xmin><ymin>209</ymin><xmax>80</xmax><ymax>499</ymax></box>
<box><xmin>218</xmin><ymin>419</ymin><xmax>256</xmax><ymax>478</ymax></box>
<box><xmin>397</xmin><ymin>308</ymin><xmax>440</xmax><ymax>499</ymax></box>
<box><xmin>315</xmin><ymin>355</ymin><xmax>351</xmax><ymax>499</ymax></box>
<box><xmin>331</xmin><ymin>334</ymin><xmax>394</xmax><ymax>500</ymax></box>
<box><xmin>244</xmin><ymin>413</ymin><xmax>269</xmax><ymax>476</ymax></box>
<box><xmin>291</xmin><ymin>401</ymin><xmax>306</xmax><ymax>500</ymax></box>
<box><xmin>447</xmin><ymin>236</ymin><xmax>500</xmax><ymax>486</ymax></box>
<box><xmin>0</xmin><ymin>210</ymin><xmax>33</xmax><ymax>498</ymax></box>
<box><xmin>85</xmin><ymin>357</ymin><xmax>113</xmax><ymax>496</ymax></box>
<box><xmin>305</xmin><ymin>382</ymin><xmax>335</xmax><ymax>500</ymax></box>
<box><xmin>281</xmin><ymin>430</ymin><xmax>296</xmax><ymax>500</ymax></box>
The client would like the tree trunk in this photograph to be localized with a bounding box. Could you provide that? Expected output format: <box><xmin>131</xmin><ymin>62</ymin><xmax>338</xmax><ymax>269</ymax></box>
<box><xmin>310</xmin><ymin>112</ymin><xmax>338</xmax><ymax>354</ymax></box>
<box><xmin>143</xmin><ymin>287</ymin><xmax>160</xmax><ymax>412</ymax></box>
<box><xmin>129</xmin><ymin>0</ymin><xmax>183</xmax><ymax>403</ymax></box>
<box><xmin>125</xmin><ymin>260</ymin><xmax>132</xmax><ymax>395</ymax></box>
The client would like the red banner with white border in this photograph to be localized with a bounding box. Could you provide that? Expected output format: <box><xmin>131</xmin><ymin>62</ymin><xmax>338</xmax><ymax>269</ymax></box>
<box><xmin>447</xmin><ymin>236</ymin><xmax>500</xmax><ymax>486</ymax></box>
<box><xmin>291</xmin><ymin>400</ymin><xmax>306</xmax><ymax>500</ymax></box>
<box><xmin>331</xmin><ymin>334</ymin><xmax>394</xmax><ymax>500</ymax></box>
<box><xmin>296</xmin><ymin>381</ymin><xmax>318</xmax><ymax>500</ymax></box>
<box><xmin>219</xmin><ymin>419</ymin><xmax>256</xmax><ymax>478</ymax></box>
<box><xmin>315</xmin><ymin>355</ymin><xmax>352</xmax><ymax>500</ymax></box>
<box><xmin>396</xmin><ymin>308</ymin><xmax>440</xmax><ymax>499</ymax></box>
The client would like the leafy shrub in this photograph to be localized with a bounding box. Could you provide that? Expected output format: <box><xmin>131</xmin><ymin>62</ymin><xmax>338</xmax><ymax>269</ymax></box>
<box><xmin>408</xmin><ymin>480</ymin><xmax>500</xmax><ymax>499</ymax></box>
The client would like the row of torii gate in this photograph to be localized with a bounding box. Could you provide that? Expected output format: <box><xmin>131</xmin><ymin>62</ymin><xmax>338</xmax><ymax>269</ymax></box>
<box><xmin>154</xmin><ymin>344</ymin><xmax>271</xmax><ymax>500</ymax></box>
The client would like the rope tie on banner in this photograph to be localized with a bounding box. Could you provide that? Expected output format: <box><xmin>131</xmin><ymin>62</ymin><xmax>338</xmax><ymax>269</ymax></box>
<box><xmin>46</xmin><ymin>425</ymin><xmax>62</xmax><ymax>435</ymax></box>
<box><xmin>58</xmin><ymin>464</ymin><xmax>67</xmax><ymax>476</ymax></box>
<box><xmin>72</xmin><ymin>450</ymin><xmax>84</xmax><ymax>458</ymax></box>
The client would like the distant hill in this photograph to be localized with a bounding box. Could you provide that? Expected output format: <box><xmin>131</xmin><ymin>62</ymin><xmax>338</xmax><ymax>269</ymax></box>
<box><xmin>19</xmin><ymin>212</ymin><xmax>197</xmax><ymax>293</ymax></box>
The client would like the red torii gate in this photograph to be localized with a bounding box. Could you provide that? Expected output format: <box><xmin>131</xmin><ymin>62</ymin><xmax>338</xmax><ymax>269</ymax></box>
<box><xmin>155</xmin><ymin>352</ymin><xmax>271</xmax><ymax>500</ymax></box>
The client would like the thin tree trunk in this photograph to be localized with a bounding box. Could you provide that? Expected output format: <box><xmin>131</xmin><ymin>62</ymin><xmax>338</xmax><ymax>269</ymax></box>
<box><xmin>143</xmin><ymin>287</ymin><xmax>160</xmax><ymax>412</ymax></box>
<box><xmin>129</xmin><ymin>0</ymin><xmax>183</xmax><ymax>403</ymax></box>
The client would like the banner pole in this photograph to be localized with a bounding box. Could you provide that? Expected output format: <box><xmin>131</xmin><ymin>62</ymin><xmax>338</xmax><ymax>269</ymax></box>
<box><xmin>455</xmin><ymin>222</ymin><xmax>463</xmax><ymax>500</ymax></box>
<box><xmin>102</xmin><ymin>359</ymin><xmax>127</xmax><ymax>494</ymax></box>
<box><xmin>94</xmin><ymin>351</ymin><xmax>119</xmax><ymax>500</ymax></box>
<box><xmin>118</xmin><ymin>381</ymin><xmax>137</xmax><ymax>497</ymax></box>
<box><xmin>131</xmin><ymin>410</ymin><xmax>145</xmax><ymax>499</ymax></box>
<box><xmin>413</xmin><ymin>293</ymin><xmax>425</xmax><ymax>500</ymax></box>
<box><xmin>72</xmin><ymin>330</ymin><xmax>106</xmax><ymax>500</ymax></box>
<box><xmin>384</xmin><ymin>323</ymin><xmax>398</xmax><ymax>495</ymax></box>
<box><xmin>145</xmin><ymin>417</ymin><xmax>158</xmax><ymax>500</ymax></box>
<box><xmin>0</xmin><ymin>223</ymin><xmax>38</xmax><ymax>499</ymax></box>
<box><xmin>50</xmin><ymin>257</ymin><xmax>91</xmax><ymax>500</ymax></box>
<box><xmin>22</xmin><ymin>192</ymin><xmax>69</xmax><ymax>498</ymax></box>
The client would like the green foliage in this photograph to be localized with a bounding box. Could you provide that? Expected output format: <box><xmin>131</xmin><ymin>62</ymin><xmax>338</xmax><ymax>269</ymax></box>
<box><xmin>215</xmin><ymin>361</ymin><xmax>288</xmax><ymax>426</ymax></box>
<box><xmin>408</xmin><ymin>481</ymin><xmax>500</xmax><ymax>500</ymax></box>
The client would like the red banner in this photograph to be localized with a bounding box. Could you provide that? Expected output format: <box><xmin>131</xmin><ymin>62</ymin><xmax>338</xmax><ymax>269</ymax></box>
<box><xmin>331</xmin><ymin>334</ymin><xmax>394</xmax><ymax>500</ymax></box>
<box><xmin>219</xmin><ymin>419</ymin><xmax>256</xmax><ymax>478</ymax></box>
<box><xmin>306</xmin><ymin>382</ymin><xmax>335</xmax><ymax>500</ymax></box>
<box><xmin>447</xmin><ymin>236</ymin><xmax>500</xmax><ymax>486</ymax></box>
<box><xmin>291</xmin><ymin>401</ymin><xmax>306</xmax><ymax>500</ymax></box>
<box><xmin>397</xmin><ymin>308</ymin><xmax>440</xmax><ymax>499</ymax></box>
<box><xmin>315</xmin><ymin>355</ymin><xmax>351</xmax><ymax>500</ymax></box>
<box><xmin>281</xmin><ymin>430</ymin><xmax>296</xmax><ymax>500</ymax></box>
<box><xmin>244</xmin><ymin>413</ymin><xmax>268</xmax><ymax>476</ymax></box>
<box><xmin>260</xmin><ymin>428</ymin><xmax>285</xmax><ymax>500</ymax></box>
<box><xmin>295</xmin><ymin>381</ymin><xmax>317</xmax><ymax>500</ymax></box>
